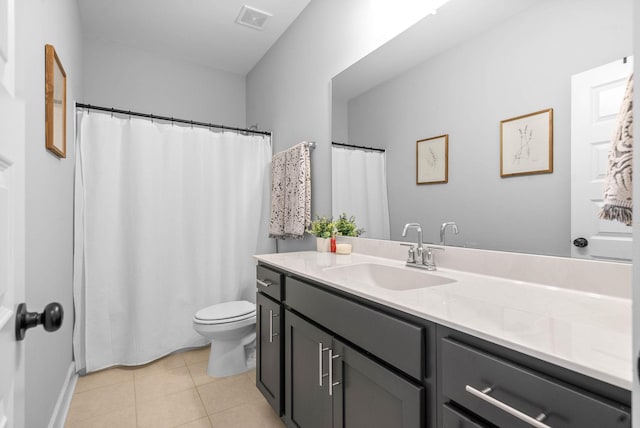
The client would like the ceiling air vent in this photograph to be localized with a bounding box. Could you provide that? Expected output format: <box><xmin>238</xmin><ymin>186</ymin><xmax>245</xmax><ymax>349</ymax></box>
<box><xmin>235</xmin><ymin>5</ymin><xmax>272</xmax><ymax>31</ymax></box>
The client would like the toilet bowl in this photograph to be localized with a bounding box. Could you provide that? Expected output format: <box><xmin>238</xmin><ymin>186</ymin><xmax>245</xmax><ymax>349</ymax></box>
<box><xmin>193</xmin><ymin>300</ymin><xmax>257</xmax><ymax>377</ymax></box>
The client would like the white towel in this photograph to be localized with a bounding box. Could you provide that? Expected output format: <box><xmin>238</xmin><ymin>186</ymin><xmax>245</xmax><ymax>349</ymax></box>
<box><xmin>269</xmin><ymin>142</ymin><xmax>311</xmax><ymax>239</ymax></box>
<box><xmin>600</xmin><ymin>74</ymin><xmax>633</xmax><ymax>225</ymax></box>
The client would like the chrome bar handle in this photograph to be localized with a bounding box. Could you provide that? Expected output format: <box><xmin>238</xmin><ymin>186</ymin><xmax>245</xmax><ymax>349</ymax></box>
<box><xmin>269</xmin><ymin>310</ymin><xmax>273</xmax><ymax>343</ymax></box>
<box><xmin>465</xmin><ymin>385</ymin><xmax>551</xmax><ymax>428</ymax></box>
<box><xmin>268</xmin><ymin>310</ymin><xmax>279</xmax><ymax>343</ymax></box>
<box><xmin>318</xmin><ymin>343</ymin><xmax>329</xmax><ymax>386</ymax></box>
<box><xmin>328</xmin><ymin>349</ymin><xmax>341</xmax><ymax>396</ymax></box>
<box><xmin>256</xmin><ymin>279</ymin><xmax>272</xmax><ymax>288</ymax></box>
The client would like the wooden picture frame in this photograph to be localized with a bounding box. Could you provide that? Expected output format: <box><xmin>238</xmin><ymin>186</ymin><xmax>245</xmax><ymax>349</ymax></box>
<box><xmin>417</xmin><ymin>134</ymin><xmax>448</xmax><ymax>185</ymax></box>
<box><xmin>500</xmin><ymin>108</ymin><xmax>553</xmax><ymax>177</ymax></box>
<box><xmin>45</xmin><ymin>44</ymin><xmax>67</xmax><ymax>158</ymax></box>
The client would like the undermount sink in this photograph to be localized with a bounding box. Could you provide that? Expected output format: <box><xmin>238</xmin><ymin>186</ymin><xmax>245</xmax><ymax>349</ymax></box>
<box><xmin>323</xmin><ymin>263</ymin><xmax>456</xmax><ymax>290</ymax></box>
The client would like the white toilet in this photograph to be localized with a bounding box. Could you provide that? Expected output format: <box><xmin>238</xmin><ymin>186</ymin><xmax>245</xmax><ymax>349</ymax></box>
<box><xmin>193</xmin><ymin>300</ymin><xmax>257</xmax><ymax>377</ymax></box>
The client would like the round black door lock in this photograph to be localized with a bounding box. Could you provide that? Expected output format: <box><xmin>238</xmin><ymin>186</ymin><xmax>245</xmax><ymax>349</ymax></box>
<box><xmin>15</xmin><ymin>302</ymin><xmax>64</xmax><ymax>341</ymax></box>
<box><xmin>573</xmin><ymin>237</ymin><xmax>588</xmax><ymax>248</ymax></box>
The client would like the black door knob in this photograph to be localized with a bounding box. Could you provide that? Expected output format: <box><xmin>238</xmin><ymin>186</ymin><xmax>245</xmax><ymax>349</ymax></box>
<box><xmin>573</xmin><ymin>237</ymin><xmax>589</xmax><ymax>248</ymax></box>
<box><xmin>15</xmin><ymin>302</ymin><xmax>64</xmax><ymax>341</ymax></box>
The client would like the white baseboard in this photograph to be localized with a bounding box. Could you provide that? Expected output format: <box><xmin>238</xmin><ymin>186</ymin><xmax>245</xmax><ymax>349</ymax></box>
<box><xmin>48</xmin><ymin>362</ymin><xmax>77</xmax><ymax>428</ymax></box>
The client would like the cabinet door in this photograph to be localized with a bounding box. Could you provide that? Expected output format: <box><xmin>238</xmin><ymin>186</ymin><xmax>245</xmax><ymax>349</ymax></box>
<box><xmin>284</xmin><ymin>310</ymin><xmax>333</xmax><ymax>428</ymax></box>
<box><xmin>331</xmin><ymin>339</ymin><xmax>424</xmax><ymax>428</ymax></box>
<box><xmin>256</xmin><ymin>292</ymin><xmax>283</xmax><ymax>415</ymax></box>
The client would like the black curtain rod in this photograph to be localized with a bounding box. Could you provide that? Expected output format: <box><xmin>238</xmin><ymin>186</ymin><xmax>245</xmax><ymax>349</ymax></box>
<box><xmin>76</xmin><ymin>103</ymin><xmax>271</xmax><ymax>136</ymax></box>
<box><xmin>332</xmin><ymin>141</ymin><xmax>385</xmax><ymax>153</ymax></box>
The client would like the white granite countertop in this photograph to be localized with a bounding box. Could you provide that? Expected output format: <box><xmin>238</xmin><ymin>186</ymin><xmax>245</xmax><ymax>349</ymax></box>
<box><xmin>254</xmin><ymin>251</ymin><xmax>631</xmax><ymax>390</ymax></box>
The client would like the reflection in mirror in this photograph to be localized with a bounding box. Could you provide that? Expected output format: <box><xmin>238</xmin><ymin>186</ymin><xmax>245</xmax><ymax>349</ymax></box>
<box><xmin>331</xmin><ymin>0</ymin><xmax>633</xmax><ymax>259</ymax></box>
<box><xmin>331</xmin><ymin>143</ymin><xmax>390</xmax><ymax>239</ymax></box>
<box><xmin>570</xmin><ymin>58</ymin><xmax>633</xmax><ymax>261</ymax></box>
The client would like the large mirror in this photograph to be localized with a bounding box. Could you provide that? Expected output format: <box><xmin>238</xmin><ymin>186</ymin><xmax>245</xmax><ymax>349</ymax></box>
<box><xmin>332</xmin><ymin>0</ymin><xmax>633</xmax><ymax>259</ymax></box>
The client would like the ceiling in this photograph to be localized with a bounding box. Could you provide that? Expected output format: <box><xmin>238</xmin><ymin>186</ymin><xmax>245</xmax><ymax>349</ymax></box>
<box><xmin>333</xmin><ymin>0</ymin><xmax>538</xmax><ymax>102</ymax></box>
<box><xmin>77</xmin><ymin>0</ymin><xmax>312</xmax><ymax>76</ymax></box>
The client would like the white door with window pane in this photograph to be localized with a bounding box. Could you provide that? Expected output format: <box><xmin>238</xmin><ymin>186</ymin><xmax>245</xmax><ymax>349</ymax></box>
<box><xmin>571</xmin><ymin>57</ymin><xmax>633</xmax><ymax>261</ymax></box>
<box><xmin>0</xmin><ymin>0</ymin><xmax>26</xmax><ymax>425</ymax></box>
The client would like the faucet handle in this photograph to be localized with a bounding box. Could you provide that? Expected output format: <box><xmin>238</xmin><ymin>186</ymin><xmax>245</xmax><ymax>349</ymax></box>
<box><xmin>422</xmin><ymin>246</ymin><xmax>443</xmax><ymax>271</ymax></box>
<box><xmin>400</xmin><ymin>243</ymin><xmax>416</xmax><ymax>263</ymax></box>
<box><xmin>426</xmin><ymin>244</ymin><xmax>445</xmax><ymax>251</ymax></box>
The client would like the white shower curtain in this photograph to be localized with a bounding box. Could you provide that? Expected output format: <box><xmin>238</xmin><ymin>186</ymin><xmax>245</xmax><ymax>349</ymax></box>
<box><xmin>73</xmin><ymin>111</ymin><xmax>272</xmax><ymax>373</ymax></box>
<box><xmin>332</xmin><ymin>146</ymin><xmax>391</xmax><ymax>239</ymax></box>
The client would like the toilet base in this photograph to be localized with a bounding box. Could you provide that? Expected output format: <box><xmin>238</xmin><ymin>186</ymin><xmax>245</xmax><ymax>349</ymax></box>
<box><xmin>207</xmin><ymin>332</ymin><xmax>256</xmax><ymax>377</ymax></box>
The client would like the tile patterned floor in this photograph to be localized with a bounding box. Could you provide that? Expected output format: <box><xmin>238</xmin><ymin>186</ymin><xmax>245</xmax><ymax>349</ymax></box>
<box><xmin>65</xmin><ymin>347</ymin><xmax>284</xmax><ymax>428</ymax></box>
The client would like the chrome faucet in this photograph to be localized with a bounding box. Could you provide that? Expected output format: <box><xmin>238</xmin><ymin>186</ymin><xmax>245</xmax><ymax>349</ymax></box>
<box><xmin>401</xmin><ymin>223</ymin><xmax>444</xmax><ymax>270</ymax></box>
<box><xmin>440</xmin><ymin>222</ymin><xmax>459</xmax><ymax>245</ymax></box>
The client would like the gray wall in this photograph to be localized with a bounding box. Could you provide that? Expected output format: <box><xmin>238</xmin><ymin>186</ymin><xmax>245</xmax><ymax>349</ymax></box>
<box><xmin>246</xmin><ymin>0</ymin><xmax>418</xmax><ymax>252</ymax></box>
<box><xmin>15</xmin><ymin>7</ymin><xmax>248</xmax><ymax>427</ymax></box>
<box><xmin>346</xmin><ymin>0</ymin><xmax>632</xmax><ymax>256</ymax></box>
<box><xmin>83</xmin><ymin>38</ymin><xmax>246</xmax><ymax>126</ymax></box>
<box><xmin>16</xmin><ymin>0</ymin><xmax>83</xmax><ymax>426</ymax></box>
<box><xmin>82</xmin><ymin>37</ymin><xmax>262</xmax><ymax>301</ymax></box>
<box><xmin>332</xmin><ymin>99</ymin><xmax>349</xmax><ymax>145</ymax></box>
<box><xmin>631</xmin><ymin>0</ymin><xmax>639</xmax><ymax>423</ymax></box>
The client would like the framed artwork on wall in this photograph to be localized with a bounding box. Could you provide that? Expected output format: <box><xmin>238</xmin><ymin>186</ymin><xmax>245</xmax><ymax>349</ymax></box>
<box><xmin>500</xmin><ymin>108</ymin><xmax>553</xmax><ymax>177</ymax></box>
<box><xmin>45</xmin><ymin>44</ymin><xmax>67</xmax><ymax>158</ymax></box>
<box><xmin>416</xmin><ymin>134</ymin><xmax>448</xmax><ymax>185</ymax></box>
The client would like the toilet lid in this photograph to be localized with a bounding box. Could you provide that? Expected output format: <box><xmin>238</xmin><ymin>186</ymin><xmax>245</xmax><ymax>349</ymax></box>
<box><xmin>194</xmin><ymin>300</ymin><xmax>256</xmax><ymax>322</ymax></box>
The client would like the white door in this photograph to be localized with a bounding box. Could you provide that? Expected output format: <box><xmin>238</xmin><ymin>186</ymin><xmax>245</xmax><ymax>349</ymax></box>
<box><xmin>571</xmin><ymin>57</ymin><xmax>633</xmax><ymax>261</ymax></box>
<box><xmin>0</xmin><ymin>0</ymin><xmax>26</xmax><ymax>426</ymax></box>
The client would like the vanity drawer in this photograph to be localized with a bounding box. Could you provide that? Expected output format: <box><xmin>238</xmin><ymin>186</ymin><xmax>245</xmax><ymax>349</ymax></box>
<box><xmin>285</xmin><ymin>277</ymin><xmax>424</xmax><ymax>380</ymax></box>
<box><xmin>441</xmin><ymin>338</ymin><xmax>630</xmax><ymax>428</ymax></box>
<box><xmin>442</xmin><ymin>404</ymin><xmax>489</xmax><ymax>428</ymax></box>
<box><xmin>256</xmin><ymin>265</ymin><xmax>283</xmax><ymax>301</ymax></box>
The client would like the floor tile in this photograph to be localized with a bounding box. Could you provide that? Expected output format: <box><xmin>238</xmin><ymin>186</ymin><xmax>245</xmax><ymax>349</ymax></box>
<box><xmin>135</xmin><ymin>365</ymin><xmax>195</xmax><ymax>403</ymax></box>
<box><xmin>182</xmin><ymin>346</ymin><xmax>210</xmax><ymax>366</ymax></box>
<box><xmin>65</xmin><ymin>406</ymin><xmax>136</xmax><ymax>428</ymax></box>
<box><xmin>66</xmin><ymin>381</ymin><xmax>135</xmax><ymax>424</ymax></box>
<box><xmin>137</xmin><ymin>388</ymin><xmax>207</xmax><ymax>428</ymax></box>
<box><xmin>198</xmin><ymin>373</ymin><xmax>263</xmax><ymax>415</ymax></box>
<box><xmin>246</xmin><ymin>368</ymin><xmax>256</xmax><ymax>384</ymax></box>
<box><xmin>177</xmin><ymin>416</ymin><xmax>213</xmax><ymax>428</ymax></box>
<box><xmin>187</xmin><ymin>360</ymin><xmax>221</xmax><ymax>386</ymax></box>
<box><xmin>75</xmin><ymin>367</ymin><xmax>134</xmax><ymax>394</ymax></box>
<box><xmin>132</xmin><ymin>353</ymin><xmax>186</xmax><ymax>379</ymax></box>
<box><xmin>209</xmin><ymin>400</ymin><xmax>284</xmax><ymax>428</ymax></box>
<box><xmin>66</xmin><ymin>350</ymin><xmax>271</xmax><ymax>428</ymax></box>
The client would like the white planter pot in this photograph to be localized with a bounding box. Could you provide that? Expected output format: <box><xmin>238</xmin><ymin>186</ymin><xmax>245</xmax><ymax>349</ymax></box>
<box><xmin>316</xmin><ymin>237</ymin><xmax>331</xmax><ymax>252</ymax></box>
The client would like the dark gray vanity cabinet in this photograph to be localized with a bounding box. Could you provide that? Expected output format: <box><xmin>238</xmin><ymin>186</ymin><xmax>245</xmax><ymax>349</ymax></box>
<box><xmin>441</xmin><ymin>403</ymin><xmax>488</xmax><ymax>428</ymax></box>
<box><xmin>283</xmin><ymin>276</ymin><xmax>428</xmax><ymax>428</ymax></box>
<box><xmin>331</xmin><ymin>337</ymin><xmax>424</xmax><ymax>427</ymax></box>
<box><xmin>283</xmin><ymin>310</ymin><xmax>333</xmax><ymax>428</ymax></box>
<box><xmin>255</xmin><ymin>261</ymin><xmax>631</xmax><ymax>428</ymax></box>
<box><xmin>284</xmin><ymin>309</ymin><xmax>424</xmax><ymax>428</ymax></box>
<box><xmin>437</xmin><ymin>327</ymin><xmax>631</xmax><ymax>428</ymax></box>
<box><xmin>256</xmin><ymin>265</ymin><xmax>285</xmax><ymax>416</ymax></box>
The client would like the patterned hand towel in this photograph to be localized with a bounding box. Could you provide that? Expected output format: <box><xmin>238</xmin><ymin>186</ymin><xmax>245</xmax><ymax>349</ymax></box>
<box><xmin>283</xmin><ymin>142</ymin><xmax>311</xmax><ymax>238</ymax></box>
<box><xmin>269</xmin><ymin>142</ymin><xmax>311</xmax><ymax>239</ymax></box>
<box><xmin>600</xmin><ymin>74</ymin><xmax>634</xmax><ymax>226</ymax></box>
<box><xmin>268</xmin><ymin>151</ymin><xmax>286</xmax><ymax>238</ymax></box>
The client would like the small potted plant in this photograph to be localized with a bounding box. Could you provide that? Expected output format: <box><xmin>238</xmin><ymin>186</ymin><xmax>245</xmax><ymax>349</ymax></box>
<box><xmin>332</xmin><ymin>213</ymin><xmax>364</xmax><ymax>254</ymax></box>
<box><xmin>307</xmin><ymin>216</ymin><xmax>335</xmax><ymax>252</ymax></box>
<box><xmin>333</xmin><ymin>213</ymin><xmax>364</xmax><ymax>237</ymax></box>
